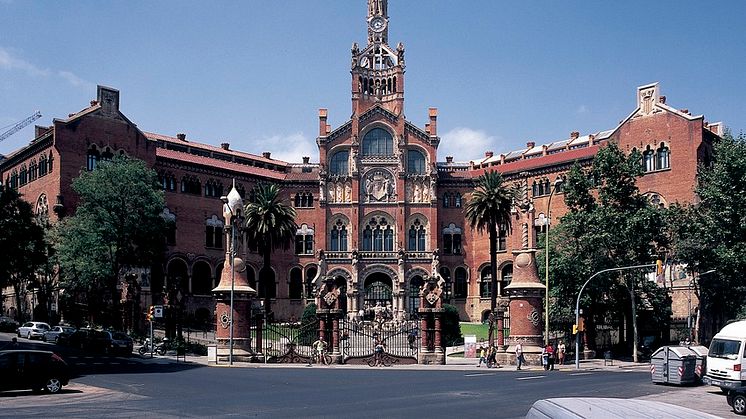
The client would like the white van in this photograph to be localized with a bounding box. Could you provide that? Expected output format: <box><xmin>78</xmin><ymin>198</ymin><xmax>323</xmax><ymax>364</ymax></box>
<box><xmin>704</xmin><ymin>320</ymin><xmax>746</xmax><ymax>390</ymax></box>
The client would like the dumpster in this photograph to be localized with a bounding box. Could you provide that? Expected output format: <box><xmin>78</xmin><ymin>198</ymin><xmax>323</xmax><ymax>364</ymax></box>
<box><xmin>688</xmin><ymin>345</ymin><xmax>709</xmax><ymax>380</ymax></box>
<box><xmin>650</xmin><ymin>346</ymin><xmax>697</xmax><ymax>385</ymax></box>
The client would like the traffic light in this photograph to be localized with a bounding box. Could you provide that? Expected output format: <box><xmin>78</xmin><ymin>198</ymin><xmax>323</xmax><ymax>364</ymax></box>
<box><xmin>572</xmin><ymin>324</ymin><xmax>578</xmax><ymax>335</ymax></box>
<box><xmin>656</xmin><ymin>259</ymin><xmax>664</xmax><ymax>276</ymax></box>
<box><xmin>146</xmin><ymin>305</ymin><xmax>154</xmax><ymax>321</ymax></box>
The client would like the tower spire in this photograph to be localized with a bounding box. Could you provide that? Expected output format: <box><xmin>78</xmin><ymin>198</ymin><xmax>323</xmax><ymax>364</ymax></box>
<box><xmin>367</xmin><ymin>0</ymin><xmax>389</xmax><ymax>44</ymax></box>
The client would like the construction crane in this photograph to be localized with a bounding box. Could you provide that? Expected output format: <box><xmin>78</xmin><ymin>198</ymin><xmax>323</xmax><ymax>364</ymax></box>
<box><xmin>0</xmin><ymin>111</ymin><xmax>42</xmax><ymax>143</ymax></box>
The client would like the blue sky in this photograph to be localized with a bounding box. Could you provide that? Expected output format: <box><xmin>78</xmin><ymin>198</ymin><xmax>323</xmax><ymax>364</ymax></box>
<box><xmin>1</xmin><ymin>1</ymin><xmax>744</xmax><ymax>162</ymax></box>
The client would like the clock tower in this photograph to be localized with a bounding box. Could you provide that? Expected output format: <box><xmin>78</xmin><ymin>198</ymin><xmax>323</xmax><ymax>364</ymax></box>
<box><xmin>351</xmin><ymin>0</ymin><xmax>405</xmax><ymax>117</ymax></box>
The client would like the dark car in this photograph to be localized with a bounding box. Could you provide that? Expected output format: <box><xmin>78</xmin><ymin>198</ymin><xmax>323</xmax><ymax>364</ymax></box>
<box><xmin>0</xmin><ymin>316</ymin><xmax>19</xmax><ymax>333</ymax></box>
<box><xmin>62</xmin><ymin>329</ymin><xmax>113</xmax><ymax>354</ymax></box>
<box><xmin>107</xmin><ymin>331</ymin><xmax>134</xmax><ymax>356</ymax></box>
<box><xmin>0</xmin><ymin>350</ymin><xmax>70</xmax><ymax>393</ymax></box>
<box><xmin>727</xmin><ymin>388</ymin><xmax>746</xmax><ymax>415</ymax></box>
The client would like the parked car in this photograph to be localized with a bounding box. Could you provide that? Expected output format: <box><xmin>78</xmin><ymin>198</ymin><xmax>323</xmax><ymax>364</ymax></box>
<box><xmin>526</xmin><ymin>397</ymin><xmax>719</xmax><ymax>418</ymax></box>
<box><xmin>43</xmin><ymin>326</ymin><xmax>76</xmax><ymax>343</ymax></box>
<box><xmin>107</xmin><ymin>331</ymin><xmax>134</xmax><ymax>356</ymax></box>
<box><xmin>0</xmin><ymin>316</ymin><xmax>19</xmax><ymax>332</ymax></box>
<box><xmin>62</xmin><ymin>328</ymin><xmax>113</xmax><ymax>353</ymax></box>
<box><xmin>728</xmin><ymin>388</ymin><xmax>746</xmax><ymax>415</ymax></box>
<box><xmin>0</xmin><ymin>350</ymin><xmax>70</xmax><ymax>393</ymax></box>
<box><xmin>17</xmin><ymin>322</ymin><xmax>51</xmax><ymax>340</ymax></box>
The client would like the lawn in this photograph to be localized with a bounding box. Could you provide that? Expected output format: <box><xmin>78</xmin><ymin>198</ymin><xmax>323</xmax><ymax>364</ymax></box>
<box><xmin>459</xmin><ymin>323</ymin><xmax>510</xmax><ymax>343</ymax></box>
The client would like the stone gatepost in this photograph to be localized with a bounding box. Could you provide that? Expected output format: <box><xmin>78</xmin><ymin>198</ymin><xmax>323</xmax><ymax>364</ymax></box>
<box><xmin>418</xmin><ymin>275</ymin><xmax>445</xmax><ymax>365</ymax></box>
<box><xmin>212</xmin><ymin>184</ymin><xmax>256</xmax><ymax>363</ymax></box>
<box><xmin>316</xmin><ymin>275</ymin><xmax>343</xmax><ymax>363</ymax></box>
<box><xmin>503</xmin><ymin>249</ymin><xmax>545</xmax><ymax>366</ymax></box>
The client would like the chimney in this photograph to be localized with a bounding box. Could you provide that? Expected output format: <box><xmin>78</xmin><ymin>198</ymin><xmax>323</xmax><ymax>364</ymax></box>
<box><xmin>526</xmin><ymin>141</ymin><xmax>536</xmax><ymax>149</ymax></box>
<box><xmin>659</xmin><ymin>96</ymin><xmax>666</xmax><ymax>104</ymax></box>
<box><xmin>262</xmin><ymin>152</ymin><xmax>272</xmax><ymax>159</ymax></box>
<box><xmin>485</xmin><ymin>151</ymin><xmax>494</xmax><ymax>158</ymax></box>
<box><xmin>302</xmin><ymin>156</ymin><xmax>310</xmax><ymax>164</ymax></box>
<box><xmin>34</xmin><ymin>125</ymin><xmax>49</xmax><ymax>138</ymax></box>
<box><xmin>220</xmin><ymin>142</ymin><xmax>230</xmax><ymax>150</ymax></box>
<box><xmin>425</xmin><ymin>123</ymin><xmax>430</xmax><ymax>134</ymax></box>
<box><xmin>90</xmin><ymin>100</ymin><xmax>99</xmax><ymax>107</ymax></box>
<box><xmin>680</xmin><ymin>109</ymin><xmax>689</xmax><ymax>115</ymax></box>
<box><xmin>542</xmin><ymin>144</ymin><xmax>548</xmax><ymax>156</ymax></box>
<box><xmin>318</xmin><ymin>108</ymin><xmax>328</xmax><ymax>136</ymax></box>
<box><xmin>570</xmin><ymin>131</ymin><xmax>580</xmax><ymax>140</ymax></box>
<box><xmin>428</xmin><ymin>108</ymin><xmax>438</xmax><ymax>136</ymax></box>
<box><xmin>500</xmin><ymin>154</ymin><xmax>506</xmax><ymax>164</ymax></box>
<box><xmin>177</xmin><ymin>133</ymin><xmax>187</xmax><ymax>142</ymax></box>
<box><xmin>445</xmin><ymin>156</ymin><xmax>453</xmax><ymax>164</ymax></box>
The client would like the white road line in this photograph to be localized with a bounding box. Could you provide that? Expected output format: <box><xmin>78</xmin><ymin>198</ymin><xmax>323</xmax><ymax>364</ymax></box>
<box><xmin>464</xmin><ymin>373</ymin><xmax>497</xmax><ymax>377</ymax></box>
<box><xmin>569</xmin><ymin>372</ymin><xmax>593</xmax><ymax>376</ymax></box>
<box><xmin>517</xmin><ymin>375</ymin><xmax>546</xmax><ymax>380</ymax></box>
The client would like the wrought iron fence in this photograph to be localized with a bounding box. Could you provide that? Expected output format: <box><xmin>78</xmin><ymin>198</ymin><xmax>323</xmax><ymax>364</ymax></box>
<box><xmin>261</xmin><ymin>316</ymin><xmax>319</xmax><ymax>363</ymax></box>
<box><xmin>340</xmin><ymin>317</ymin><xmax>418</xmax><ymax>365</ymax></box>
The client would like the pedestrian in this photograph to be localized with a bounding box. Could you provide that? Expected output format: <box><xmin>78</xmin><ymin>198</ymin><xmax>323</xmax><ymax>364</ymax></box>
<box><xmin>557</xmin><ymin>341</ymin><xmax>566</xmax><ymax>366</ymax></box>
<box><xmin>515</xmin><ymin>342</ymin><xmax>524</xmax><ymax>370</ymax></box>
<box><xmin>541</xmin><ymin>345</ymin><xmax>549</xmax><ymax>370</ymax></box>
<box><xmin>477</xmin><ymin>346</ymin><xmax>486</xmax><ymax>367</ymax></box>
<box><xmin>487</xmin><ymin>345</ymin><xmax>499</xmax><ymax>368</ymax></box>
<box><xmin>546</xmin><ymin>342</ymin><xmax>555</xmax><ymax>370</ymax></box>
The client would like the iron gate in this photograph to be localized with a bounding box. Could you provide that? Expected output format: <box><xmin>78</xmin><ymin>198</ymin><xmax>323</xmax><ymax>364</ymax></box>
<box><xmin>262</xmin><ymin>316</ymin><xmax>320</xmax><ymax>363</ymax></box>
<box><xmin>340</xmin><ymin>316</ymin><xmax>419</xmax><ymax>366</ymax></box>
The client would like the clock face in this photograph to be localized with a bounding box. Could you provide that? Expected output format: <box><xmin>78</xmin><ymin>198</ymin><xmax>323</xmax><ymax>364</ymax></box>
<box><xmin>370</xmin><ymin>17</ymin><xmax>386</xmax><ymax>32</ymax></box>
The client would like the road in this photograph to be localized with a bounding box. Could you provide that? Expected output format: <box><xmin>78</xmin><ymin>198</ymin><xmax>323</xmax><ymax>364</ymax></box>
<box><xmin>0</xmin><ymin>333</ymin><xmax>737</xmax><ymax>418</ymax></box>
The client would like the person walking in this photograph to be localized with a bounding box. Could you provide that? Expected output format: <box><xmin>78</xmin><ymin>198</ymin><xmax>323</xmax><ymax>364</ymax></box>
<box><xmin>557</xmin><ymin>341</ymin><xmax>566</xmax><ymax>366</ymax></box>
<box><xmin>477</xmin><ymin>346</ymin><xmax>486</xmax><ymax>367</ymax></box>
<box><xmin>515</xmin><ymin>342</ymin><xmax>524</xmax><ymax>370</ymax></box>
<box><xmin>546</xmin><ymin>342</ymin><xmax>555</xmax><ymax>371</ymax></box>
<box><xmin>541</xmin><ymin>345</ymin><xmax>549</xmax><ymax>370</ymax></box>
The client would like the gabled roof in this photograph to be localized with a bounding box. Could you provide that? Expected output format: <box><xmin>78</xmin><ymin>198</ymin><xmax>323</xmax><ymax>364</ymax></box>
<box><xmin>146</xmin><ymin>132</ymin><xmax>289</xmax><ymax>167</ymax></box>
<box><xmin>156</xmin><ymin>148</ymin><xmax>286</xmax><ymax>180</ymax></box>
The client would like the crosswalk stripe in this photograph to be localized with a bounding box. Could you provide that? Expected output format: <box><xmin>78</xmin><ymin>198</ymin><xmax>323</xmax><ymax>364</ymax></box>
<box><xmin>517</xmin><ymin>375</ymin><xmax>545</xmax><ymax>380</ymax></box>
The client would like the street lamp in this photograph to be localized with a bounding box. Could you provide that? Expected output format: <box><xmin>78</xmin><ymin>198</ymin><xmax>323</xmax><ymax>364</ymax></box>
<box><xmin>222</xmin><ymin>180</ymin><xmax>244</xmax><ymax>366</ymax></box>
<box><xmin>544</xmin><ymin>178</ymin><xmax>563</xmax><ymax>346</ymax></box>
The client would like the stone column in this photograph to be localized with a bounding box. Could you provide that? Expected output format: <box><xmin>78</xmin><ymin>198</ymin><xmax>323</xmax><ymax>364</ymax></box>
<box><xmin>332</xmin><ymin>317</ymin><xmax>340</xmax><ymax>354</ymax></box>
<box><xmin>434</xmin><ymin>314</ymin><xmax>442</xmax><ymax>352</ymax></box>
<box><xmin>503</xmin><ymin>249</ymin><xmax>545</xmax><ymax>366</ymax></box>
<box><xmin>420</xmin><ymin>316</ymin><xmax>429</xmax><ymax>351</ymax></box>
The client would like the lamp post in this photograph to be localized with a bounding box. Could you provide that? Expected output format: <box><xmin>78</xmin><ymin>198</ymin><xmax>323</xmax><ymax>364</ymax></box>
<box><xmin>223</xmin><ymin>179</ymin><xmax>244</xmax><ymax>366</ymax></box>
<box><xmin>574</xmin><ymin>264</ymin><xmax>655</xmax><ymax>369</ymax></box>
<box><xmin>544</xmin><ymin>178</ymin><xmax>562</xmax><ymax>346</ymax></box>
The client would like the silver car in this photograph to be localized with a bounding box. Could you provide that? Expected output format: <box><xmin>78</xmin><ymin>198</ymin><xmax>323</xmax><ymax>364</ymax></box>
<box><xmin>17</xmin><ymin>322</ymin><xmax>51</xmax><ymax>340</ymax></box>
<box><xmin>43</xmin><ymin>326</ymin><xmax>76</xmax><ymax>343</ymax></box>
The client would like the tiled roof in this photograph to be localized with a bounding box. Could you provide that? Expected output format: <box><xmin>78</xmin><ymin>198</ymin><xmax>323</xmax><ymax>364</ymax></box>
<box><xmin>156</xmin><ymin>148</ymin><xmax>286</xmax><ymax>180</ymax></box>
<box><xmin>284</xmin><ymin>172</ymin><xmax>318</xmax><ymax>181</ymax></box>
<box><xmin>470</xmin><ymin>143</ymin><xmax>602</xmax><ymax>176</ymax></box>
<box><xmin>145</xmin><ymin>132</ymin><xmax>289</xmax><ymax>167</ymax></box>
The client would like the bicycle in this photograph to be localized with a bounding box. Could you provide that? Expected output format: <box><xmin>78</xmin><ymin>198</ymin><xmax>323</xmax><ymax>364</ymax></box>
<box><xmin>309</xmin><ymin>348</ymin><xmax>332</xmax><ymax>366</ymax></box>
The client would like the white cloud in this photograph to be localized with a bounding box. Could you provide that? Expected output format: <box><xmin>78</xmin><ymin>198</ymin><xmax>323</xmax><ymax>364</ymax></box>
<box><xmin>254</xmin><ymin>132</ymin><xmax>317</xmax><ymax>163</ymax></box>
<box><xmin>439</xmin><ymin>127</ymin><xmax>497</xmax><ymax>162</ymax></box>
<box><xmin>0</xmin><ymin>47</ymin><xmax>92</xmax><ymax>89</ymax></box>
<box><xmin>577</xmin><ymin>105</ymin><xmax>588</xmax><ymax>114</ymax></box>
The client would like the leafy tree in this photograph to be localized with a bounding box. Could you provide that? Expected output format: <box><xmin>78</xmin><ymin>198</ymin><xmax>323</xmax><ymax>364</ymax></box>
<box><xmin>0</xmin><ymin>186</ymin><xmax>46</xmax><ymax>322</ymax></box>
<box><xmin>244</xmin><ymin>183</ymin><xmax>296</xmax><ymax>320</ymax></box>
<box><xmin>441</xmin><ymin>304</ymin><xmax>463</xmax><ymax>347</ymax></box>
<box><xmin>667</xmin><ymin>132</ymin><xmax>746</xmax><ymax>341</ymax></box>
<box><xmin>465</xmin><ymin>170</ymin><xmax>515</xmax><ymax>345</ymax></box>
<box><xmin>54</xmin><ymin>156</ymin><xmax>166</xmax><ymax>329</ymax></box>
<box><xmin>547</xmin><ymin>143</ymin><xmax>668</xmax><ymax>360</ymax></box>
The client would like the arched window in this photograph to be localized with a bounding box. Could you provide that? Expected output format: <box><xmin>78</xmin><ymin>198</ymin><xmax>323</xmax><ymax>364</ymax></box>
<box><xmin>498</xmin><ymin>223</ymin><xmax>508</xmax><ymax>251</ymax></box>
<box><xmin>28</xmin><ymin>160</ymin><xmax>37</xmax><ymax>182</ymax></box>
<box><xmin>19</xmin><ymin>165</ymin><xmax>27</xmax><ymax>186</ymax></box>
<box><xmin>362</xmin><ymin>128</ymin><xmax>393</xmax><ymax>156</ymax></box>
<box><xmin>192</xmin><ymin>261</ymin><xmax>213</xmax><ymax>296</ymax></box>
<box><xmin>162</xmin><ymin>208</ymin><xmax>177</xmax><ymax>246</ymax></box>
<box><xmin>443</xmin><ymin>223</ymin><xmax>462</xmax><ymax>255</ymax></box>
<box><xmin>295</xmin><ymin>224</ymin><xmax>314</xmax><ymax>255</ymax></box>
<box><xmin>258</xmin><ymin>268</ymin><xmax>276</xmax><ymax>299</ymax></box>
<box><xmin>305</xmin><ymin>266</ymin><xmax>318</xmax><ymax>298</ymax></box>
<box><xmin>205</xmin><ymin>215</ymin><xmax>223</xmax><ymax>249</ymax></box>
<box><xmin>289</xmin><ymin>267</ymin><xmax>303</xmax><ymax>300</ymax></box>
<box><xmin>656</xmin><ymin>143</ymin><xmax>670</xmax><ymax>170</ymax></box>
<box><xmin>87</xmin><ymin>145</ymin><xmax>100</xmax><ymax>171</ymax></box>
<box><xmin>501</xmin><ymin>264</ymin><xmax>513</xmax><ymax>296</ymax></box>
<box><xmin>454</xmin><ymin>193</ymin><xmax>462</xmax><ymax>208</ymax></box>
<box><xmin>643</xmin><ymin>147</ymin><xmax>655</xmax><ymax>172</ymax></box>
<box><xmin>532</xmin><ymin>181</ymin><xmax>539</xmax><ymax>197</ymax></box>
<box><xmin>407</xmin><ymin>218</ymin><xmax>427</xmax><ymax>251</ymax></box>
<box><xmin>454</xmin><ymin>267</ymin><xmax>468</xmax><ymax>298</ymax></box>
<box><xmin>408</xmin><ymin>275</ymin><xmax>425</xmax><ymax>314</ymax></box>
<box><xmin>294</xmin><ymin>192</ymin><xmax>314</xmax><ymax>208</ymax></box>
<box><xmin>38</xmin><ymin>154</ymin><xmax>48</xmax><ymax>176</ymax></box>
<box><xmin>439</xmin><ymin>267</ymin><xmax>452</xmax><ymax>302</ymax></box>
<box><xmin>480</xmin><ymin>266</ymin><xmax>492</xmax><ymax>298</ymax></box>
<box><xmin>330</xmin><ymin>218</ymin><xmax>348</xmax><ymax>251</ymax></box>
<box><xmin>443</xmin><ymin>192</ymin><xmax>450</xmax><ymax>208</ymax></box>
<box><xmin>101</xmin><ymin>147</ymin><xmax>114</xmax><ymax>161</ymax></box>
<box><xmin>330</xmin><ymin>151</ymin><xmax>349</xmax><ymax>175</ymax></box>
<box><xmin>362</xmin><ymin>215</ymin><xmax>394</xmax><ymax>252</ymax></box>
<box><xmin>407</xmin><ymin>150</ymin><xmax>426</xmax><ymax>174</ymax></box>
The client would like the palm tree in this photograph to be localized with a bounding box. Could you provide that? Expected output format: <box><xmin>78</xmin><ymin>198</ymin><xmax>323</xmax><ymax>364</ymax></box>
<box><xmin>465</xmin><ymin>170</ymin><xmax>515</xmax><ymax>346</ymax></box>
<box><xmin>244</xmin><ymin>183</ymin><xmax>297</xmax><ymax>320</ymax></box>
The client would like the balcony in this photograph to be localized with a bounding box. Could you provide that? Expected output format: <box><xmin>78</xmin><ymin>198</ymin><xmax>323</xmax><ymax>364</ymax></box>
<box><xmin>359</xmin><ymin>251</ymin><xmax>398</xmax><ymax>261</ymax></box>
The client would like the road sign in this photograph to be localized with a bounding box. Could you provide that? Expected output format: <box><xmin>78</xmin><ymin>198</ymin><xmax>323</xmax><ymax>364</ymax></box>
<box><xmin>154</xmin><ymin>305</ymin><xmax>164</xmax><ymax>318</ymax></box>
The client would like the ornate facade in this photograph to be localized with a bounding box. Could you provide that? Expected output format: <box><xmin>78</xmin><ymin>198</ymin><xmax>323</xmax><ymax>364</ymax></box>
<box><xmin>0</xmin><ymin>1</ymin><xmax>722</xmax><ymax>335</ymax></box>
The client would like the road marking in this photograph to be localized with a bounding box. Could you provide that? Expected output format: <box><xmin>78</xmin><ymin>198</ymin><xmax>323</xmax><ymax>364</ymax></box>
<box><xmin>517</xmin><ymin>375</ymin><xmax>546</xmax><ymax>380</ymax></box>
<box><xmin>569</xmin><ymin>372</ymin><xmax>593</xmax><ymax>376</ymax></box>
<box><xmin>464</xmin><ymin>373</ymin><xmax>497</xmax><ymax>377</ymax></box>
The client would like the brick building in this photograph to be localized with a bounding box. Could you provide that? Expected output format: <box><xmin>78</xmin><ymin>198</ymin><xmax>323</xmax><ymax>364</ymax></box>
<box><xmin>1</xmin><ymin>0</ymin><xmax>722</xmax><ymax>337</ymax></box>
